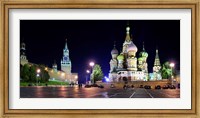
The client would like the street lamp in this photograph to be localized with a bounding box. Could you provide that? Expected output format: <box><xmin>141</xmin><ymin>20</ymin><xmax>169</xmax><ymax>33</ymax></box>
<box><xmin>89</xmin><ymin>62</ymin><xmax>95</xmax><ymax>67</ymax></box>
<box><xmin>170</xmin><ymin>63</ymin><xmax>175</xmax><ymax>68</ymax></box>
<box><xmin>37</xmin><ymin>69</ymin><xmax>41</xmax><ymax>73</ymax></box>
<box><xmin>75</xmin><ymin>75</ymin><xmax>78</xmax><ymax>79</ymax></box>
<box><xmin>104</xmin><ymin>76</ymin><xmax>109</xmax><ymax>82</ymax></box>
<box><xmin>36</xmin><ymin>69</ymin><xmax>40</xmax><ymax>86</ymax></box>
<box><xmin>89</xmin><ymin>61</ymin><xmax>95</xmax><ymax>84</ymax></box>
<box><xmin>74</xmin><ymin>75</ymin><xmax>78</xmax><ymax>85</ymax></box>
<box><xmin>170</xmin><ymin>63</ymin><xmax>175</xmax><ymax>85</ymax></box>
<box><xmin>86</xmin><ymin>70</ymin><xmax>90</xmax><ymax>84</ymax></box>
<box><xmin>61</xmin><ymin>72</ymin><xmax>65</xmax><ymax>79</ymax></box>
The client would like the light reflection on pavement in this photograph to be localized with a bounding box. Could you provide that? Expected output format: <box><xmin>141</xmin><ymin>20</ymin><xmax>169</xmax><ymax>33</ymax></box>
<box><xmin>20</xmin><ymin>86</ymin><xmax>180</xmax><ymax>98</ymax></box>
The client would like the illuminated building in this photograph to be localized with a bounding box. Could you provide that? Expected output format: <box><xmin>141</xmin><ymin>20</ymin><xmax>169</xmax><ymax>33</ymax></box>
<box><xmin>109</xmin><ymin>24</ymin><xmax>162</xmax><ymax>82</ymax></box>
<box><xmin>20</xmin><ymin>39</ymin><xmax>78</xmax><ymax>84</ymax></box>
<box><xmin>20</xmin><ymin>41</ymin><xmax>28</xmax><ymax>65</ymax></box>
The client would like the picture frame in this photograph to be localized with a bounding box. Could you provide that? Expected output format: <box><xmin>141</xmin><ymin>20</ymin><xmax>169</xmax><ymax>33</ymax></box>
<box><xmin>0</xmin><ymin>0</ymin><xmax>199</xmax><ymax>117</ymax></box>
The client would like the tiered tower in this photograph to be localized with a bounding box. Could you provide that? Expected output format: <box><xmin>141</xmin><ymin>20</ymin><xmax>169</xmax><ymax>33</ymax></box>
<box><xmin>20</xmin><ymin>41</ymin><xmax>28</xmax><ymax>65</ymax></box>
<box><xmin>117</xmin><ymin>23</ymin><xmax>138</xmax><ymax>71</ymax></box>
<box><xmin>61</xmin><ymin>39</ymin><xmax>71</xmax><ymax>74</ymax></box>
<box><xmin>109</xmin><ymin>42</ymin><xmax>118</xmax><ymax>73</ymax></box>
<box><xmin>139</xmin><ymin>42</ymin><xmax>148</xmax><ymax>73</ymax></box>
<box><xmin>153</xmin><ymin>49</ymin><xmax>161</xmax><ymax>73</ymax></box>
<box><xmin>153</xmin><ymin>49</ymin><xmax>162</xmax><ymax>80</ymax></box>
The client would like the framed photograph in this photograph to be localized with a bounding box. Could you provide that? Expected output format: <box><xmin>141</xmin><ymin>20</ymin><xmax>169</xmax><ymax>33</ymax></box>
<box><xmin>0</xmin><ymin>0</ymin><xmax>199</xmax><ymax>117</ymax></box>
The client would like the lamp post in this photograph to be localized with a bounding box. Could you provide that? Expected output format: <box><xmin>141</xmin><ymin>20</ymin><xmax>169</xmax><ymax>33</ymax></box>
<box><xmin>75</xmin><ymin>75</ymin><xmax>78</xmax><ymax>85</ymax></box>
<box><xmin>36</xmin><ymin>69</ymin><xmax>41</xmax><ymax>86</ymax></box>
<box><xmin>169</xmin><ymin>63</ymin><xmax>175</xmax><ymax>86</ymax></box>
<box><xmin>89</xmin><ymin>61</ymin><xmax>95</xmax><ymax>84</ymax></box>
<box><xmin>86</xmin><ymin>70</ymin><xmax>90</xmax><ymax>84</ymax></box>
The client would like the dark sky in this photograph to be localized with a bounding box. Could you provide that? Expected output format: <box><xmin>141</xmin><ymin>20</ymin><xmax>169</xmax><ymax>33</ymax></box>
<box><xmin>20</xmin><ymin>20</ymin><xmax>180</xmax><ymax>83</ymax></box>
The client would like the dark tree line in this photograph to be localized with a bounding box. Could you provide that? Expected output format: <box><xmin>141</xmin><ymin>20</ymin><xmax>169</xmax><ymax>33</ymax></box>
<box><xmin>20</xmin><ymin>64</ymin><xmax>50</xmax><ymax>83</ymax></box>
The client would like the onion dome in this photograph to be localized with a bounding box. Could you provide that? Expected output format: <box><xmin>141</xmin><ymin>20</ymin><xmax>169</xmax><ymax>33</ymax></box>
<box><xmin>111</xmin><ymin>42</ymin><xmax>118</xmax><ymax>55</ymax></box>
<box><xmin>111</xmin><ymin>48</ymin><xmax>118</xmax><ymax>55</ymax></box>
<box><xmin>139</xmin><ymin>51</ymin><xmax>148</xmax><ymax>58</ymax></box>
<box><xmin>138</xmin><ymin>57</ymin><xmax>143</xmax><ymax>61</ymax></box>
<box><xmin>139</xmin><ymin>42</ymin><xmax>148</xmax><ymax>58</ymax></box>
<box><xmin>117</xmin><ymin>53</ymin><xmax>124</xmax><ymax>61</ymax></box>
<box><xmin>127</xmin><ymin>41</ymin><xmax>138</xmax><ymax>52</ymax></box>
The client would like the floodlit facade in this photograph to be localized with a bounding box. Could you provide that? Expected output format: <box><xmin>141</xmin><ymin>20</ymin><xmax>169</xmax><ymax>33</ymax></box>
<box><xmin>109</xmin><ymin>24</ymin><xmax>162</xmax><ymax>82</ymax></box>
<box><xmin>20</xmin><ymin>40</ymin><xmax>78</xmax><ymax>84</ymax></box>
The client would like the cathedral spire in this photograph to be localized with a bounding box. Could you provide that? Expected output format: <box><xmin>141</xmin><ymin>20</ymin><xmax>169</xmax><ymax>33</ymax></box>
<box><xmin>114</xmin><ymin>41</ymin><xmax>116</xmax><ymax>48</ymax></box>
<box><xmin>143</xmin><ymin>42</ymin><xmax>145</xmax><ymax>51</ymax></box>
<box><xmin>154</xmin><ymin>48</ymin><xmax>161</xmax><ymax>66</ymax></box>
<box><xmin>65</xmin><ymin>38</ymin><xmax>68</xmax><ymax>49</ymax></box>
<box><xmin>125</xmin><ymin>21</ymin><xmax>131</xmax><ymax>41</ymax></box>
<box><xmin>111</xmin><ymin>41</ymin><xmax>118</xmax><ymax>55</ymax></box>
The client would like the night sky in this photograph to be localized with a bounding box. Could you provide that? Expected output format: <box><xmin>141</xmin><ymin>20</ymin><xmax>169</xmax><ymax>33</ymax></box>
<box><xmin>20</xmin><ymin>20</ymin><xmax>180</xmax><ymax>83</ymax></box>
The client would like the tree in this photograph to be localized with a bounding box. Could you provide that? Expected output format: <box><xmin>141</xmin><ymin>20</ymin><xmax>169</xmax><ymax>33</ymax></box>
<box><xmin>43</xmin><ymin>70</ymin><xmax>50</xmax><ymax>83</ymax></box>
<box><xmin>91</xmin><ymin>64</ymin><xmax>104</xmax><ymax>84</ymax></box>
<box><xmin>36</xmin><ymin>64</ymin><xmax>50</xmax><ymax>83</ymax></box>
<box><xmin>29</xmin><ymin>65</ymin><xmax>36</xmax><ymax>83</ymax></box>
<box><xmin>21</xmin><ymin>64</ymin><xmax>30</xmax><ymax>82</ymax></box>
<box><xmin>20</xmin><ymin>63</ymin><xmax>50</xmax><ymax>84</ymax></box>
<box><xmin>161</xmin><ymin>61</ymin><xmax>173</xmax><ymax>79</ymax></box>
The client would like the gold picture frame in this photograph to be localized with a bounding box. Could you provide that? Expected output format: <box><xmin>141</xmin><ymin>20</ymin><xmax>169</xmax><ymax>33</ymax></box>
<box><xmin>0</xmin><ymin>0</ymin><xmax>199</xmax><ymax>117</ymax></box>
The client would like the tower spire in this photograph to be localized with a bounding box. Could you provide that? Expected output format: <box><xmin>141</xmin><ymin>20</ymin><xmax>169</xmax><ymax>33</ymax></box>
<box><xmin>111</xmin><ymin>41</ymin><xmax>119</xmax><ymax>55</ymax></box>
<box><xmin>114</xmin><ymin>41</ymin><xmax>116</xmax><ymax>48</ymax></box>
<box><xmin>20</xmin><ymin>40</ymin><xmax>28</xmax><ymax>65</ymax></box>
<box><xmin>143</xmin><ymin>42</ymin><xmax>145</xmax><ymax>51</ymax></box>
<box><xmin>61</xmin><ymin>38</ymin><xmax>71</xmax><ymax>74</ymax></box>
<box><xmin>125</xmin><ymin>21</ymin><xmax>131</xmax><ymax>41</ymax></box>
<box><xmin>65</xmin><ymin>38</ymin><xmax>68</xmax><ymax>49</ymax></box>
<box><xmin>154</xmin><ymin>48</ymin><xmax>160</xmax><ymax>66</ymax></box>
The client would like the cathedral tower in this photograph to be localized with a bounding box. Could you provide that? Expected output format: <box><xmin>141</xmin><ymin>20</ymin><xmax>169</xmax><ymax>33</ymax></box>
<box><xmin>122</xmin><ymin>23</ymin><xmax>132</xmax><ymax>55</ymax></box>
<box><xmin>153</xmin><ymin>49</ymin><xmax>161</xmax><ymax>72</ymax></box>
<box><xmin>110</xmin><ymin>42</ymin><xmax>118</xmax><ymax>73</ymax></box>
<box><xmin>139</xmin><ymin>42</ymin><xmax>148</xmax><ymax>73</ymax></box>
<box><xmin>61</xmin><ymin>39</ymin><xmax>71</xmax><ymax>74</ymax></box>
<box><xmin>20</xmin><ymin>41</ymin><xmax>28</xmax><ymax>65</ymax></box>
<box><xmin>153</xmin><ymin>49</ymin><xmax>162</xmax><ymax>80</ymax></box>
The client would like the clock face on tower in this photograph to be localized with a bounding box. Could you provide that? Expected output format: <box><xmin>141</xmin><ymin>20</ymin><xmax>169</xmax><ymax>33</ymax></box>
<box><xmin>64</xmin><ymin>56</ymin><xmax>68</xmax><ymax>61</ymax></box>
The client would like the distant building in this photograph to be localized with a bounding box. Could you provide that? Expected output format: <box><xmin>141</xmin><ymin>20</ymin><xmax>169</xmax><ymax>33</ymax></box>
<box><xmin>108</xmin><ymin>23</ymin><xmax>162</xmax><ymax>82</ymax></box>
<box><xmin>20</xmin><ymin>39</ymin><xmax>78</xmax><ymax>84</ymax></box>
<box><xmin>20</xmin><ymin>41</ymin><xmax>28</xmax><ymax>65</ymax></box>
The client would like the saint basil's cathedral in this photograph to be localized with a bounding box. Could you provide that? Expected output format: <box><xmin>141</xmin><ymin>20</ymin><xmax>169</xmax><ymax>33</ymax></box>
<box><xmin>109</xmin><ymin>24</ymin><xmax>162</xmax><ymax>82</ymax></box>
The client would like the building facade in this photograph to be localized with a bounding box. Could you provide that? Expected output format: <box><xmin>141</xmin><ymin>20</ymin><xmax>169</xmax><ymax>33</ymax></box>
<box><xmin>20</xmin><ymin>41</ymin><xmax>28</xmax><ymax>65</ymax></box>
<box><xmin>20</xmin><ymin>39</ymin><xmax>78</xmax><ymax>84</ymax></box>
<box><xmin>109</xmin><ymin>24</ymin><xmax>162</xmax><ymax>82</ymax></box>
